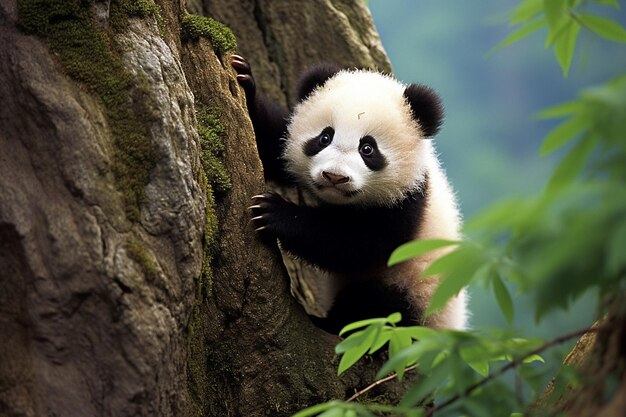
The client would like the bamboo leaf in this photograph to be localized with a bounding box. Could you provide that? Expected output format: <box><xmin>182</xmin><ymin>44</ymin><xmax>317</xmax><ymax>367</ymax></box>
<box><xmin>578</xmin><ymin>13</ymin><xmax>626</xmax><ymax>42</ymax></box>
<box><xmin>492</xmin><ymin>275</ymin><xmax>514</xmax><ymax>323</ymax></box>
<box><xmin>317</xmin><ymin>408</ymin><xmax>344</xmax><ymax>417</ymax></box>
<box><xmin>337</xmin><ymin>326</ymin><xmax>377</xmax><ymax>375</ymax></box>
<box><xmin>535</xmin><ymin>100</ymin><xmax>582</xmax><ymax>119</ymax></box>
<box><xmin>540</xmin><ymin>115</ymin><xmax>588</xmax><ymax>156</ymax></box>
<box><xmin>553</xmin><ymin>20</ymin><xmax>580</xmax><ymax>76</ymax></box>
<box><xmin>523</xmin><ymin>354</ymin><xmax>545</xmax><ymax>364</ymax></box>
<box><xmin>388</xmin><ymin>239</ymin><xmax>458</xmax><ymax>266</ymax></box>
<box><xmin>389</xmin><ymin>331</ymin><xmax>413</xmax><ymax>379</ymax></box>
<box><xmin>511</xmin><ymin>0</ymin><xmax>544</xmax><ymax>24</ymax></box>
<box><xmin>492</xmin><ymin>17</ymin><xmax>546</xmax><ymax>52</ymax></box>
<box><xmin>424</xmin><ymin>246</ymin><xmax>484</xmax><ymax>315</ymax></box>
<box><xmin>338</xmin><ymin>317</ymin><xmax>387</xmax><ymax>336</ymax></box>
<box><xmin>546</xmin><ymin>134</ymin><xmax>598</xmax><ymax>192</ymax></box>
<box><xmin>399</xmin><ymin>361</ymin><xmax>449</xmax><ymax>407</ymax></box>
<box><xmin>293</xmin><ymin>402</ymin><xmax>341</xmax><ymax>417</ymax></box>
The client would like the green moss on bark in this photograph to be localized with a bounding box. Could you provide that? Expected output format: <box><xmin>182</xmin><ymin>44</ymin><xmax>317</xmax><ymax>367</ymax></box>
<box><xmin>194</xmin><ymin>104</ymin><xmax>230</xmax><ymax>298</ymax></box>
<box><xmin>196</xmin><ymin>106</ymin><xmax>231</xmax><ymax>194</ymax></box>
<box><xmin>126</xmin><ymin>239</ymin><xmax>160</xmax><ymax>280</ymax></box>
<box><xmin>18</xmin><ymin>0</ymin><xmax>158</xmax><ymax>221</ymax></box>
<box><xmin>181</xmin><ymin>14</ymin><xmax>237</xmax><ymax>55</ymax></box>
<box><xmin>111</xmin><ymin>0</ymin><xmax>164</xmax><ymax>34</ymax></box>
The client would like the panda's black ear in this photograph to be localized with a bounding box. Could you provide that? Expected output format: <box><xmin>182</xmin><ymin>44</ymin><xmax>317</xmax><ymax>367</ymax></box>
<box><xmin>296</xmin><ymin>64</ymin><xmax>343</xmax><ymax>102</ymax></box>
<box><xmin>403</xmin><ymin>84</ymin><xmax>444</xmax><ymax>138</ymax></box>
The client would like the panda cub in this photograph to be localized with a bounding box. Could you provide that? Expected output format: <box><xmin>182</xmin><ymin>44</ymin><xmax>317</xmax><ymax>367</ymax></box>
<box><xmin>231</xmin><ymin>55</ymin><xmax>467</xmax><ymax>334</ymax></box>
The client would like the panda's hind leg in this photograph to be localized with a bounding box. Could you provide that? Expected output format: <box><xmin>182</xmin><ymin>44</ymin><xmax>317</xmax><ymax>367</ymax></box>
<box><xmin>317</xmin><ymin>280</ymin><xmax>422</xmax><ymax>335</ymax></box>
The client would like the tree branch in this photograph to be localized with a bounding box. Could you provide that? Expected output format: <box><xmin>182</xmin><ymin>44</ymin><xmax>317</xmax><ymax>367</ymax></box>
<box><xmin>426</xmin><ymin>326</ymin><xmax>599</xmax><ymax>416</ymax></box>
<box><xmin>346</xmin><ymin>365</ymin><xmax>417</xmax><ymax>402</ymax></box>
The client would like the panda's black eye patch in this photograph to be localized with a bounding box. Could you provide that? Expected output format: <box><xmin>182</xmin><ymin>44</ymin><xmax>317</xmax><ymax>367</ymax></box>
<box><xmin>303</xmin><ymin>127</ymin><xmax>334</xmax><ymax>156</ymax></box>
<box><xmin>359</xmin><ymin>136</ymin><xmax>387</xmax><ymax>171</ymax></box>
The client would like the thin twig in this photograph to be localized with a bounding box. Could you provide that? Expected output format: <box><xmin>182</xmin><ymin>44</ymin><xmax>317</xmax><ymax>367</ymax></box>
<box><xmin>425</xmin><ymin>326</ymin><xmax>599</xmax><ymax>417</ymax></box>
<box><xmin>346</xmin><ymin>365</ymin><xmax>418</xmax><ymax>402</ymax></box>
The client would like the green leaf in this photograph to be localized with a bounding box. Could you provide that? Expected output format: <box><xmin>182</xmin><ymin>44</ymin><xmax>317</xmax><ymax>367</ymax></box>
<box><xmin>293</xmin><ymin>401</ymin><xmax>341</xmax><ymax>417</ymax></box>
<box><xmin>543</xmin><ymin>0</ymin><xmax>567</xmax><ymax>34</ymax></box>
<box><xmin>578</xmin><ymin>13</ymin><xmax>626</xmax><ymax>42</ymax></box>
<box><xmin>465</xmin><ymin>197</ymin><xmax>528</xmax><ymax>232</ymax></box>
<box><xmin>386</xmin><ymin>312</ymin><xmax>403</xmax><ymax>324</ymax></box>
<box><xmin>546</xmin><ymin>134</ymin><xmax>598</xmax><ymax>192</ymax></box>
<box><xmin>377</xmin><ymin>337</ymin><xmax>441</xmax><ymax>379</ymax></box>
<box><xmin>337</xmin><ymin>326</ymin><xmax>377</xmax><ymax>375</ymax></box>
<box><xmin>492</xmin><ymin>17</ymin><xmax>546</xmax><ymax>51</ymax></box>
<box><xmin>535</xmin><ymin>100</ymin><xmax>581</xmax><ymax>119</ymax></box>
<box><xmin>339</xmin><ymin>317</ymin><xmax>387</xmax><ymax>336</ymax></box>
<box><xmin>424</xmin><ymin>246</ymin><xmax>483</xmax><ymax>315</ymax></box>
<box><xmin>389</xmin><ymin>331</ymin><xmax>414</xmax><ymax>379</ymax></box>
<box><xmin>388</xmin><ymin>239</ymin><xmax>458</xmax><ymax>266</ymax></box>
<box><xmin>400</xmin><ymin>361</ymin><xmax>450</xmax><ymax>407</ymax></box>
<box><xmin>400</xmin><ymin>326</ymin><xmax>438</xmax><ymax>341</ymax></box>
<box><xmin>520</xmin><ymin>353</ymin><xmax>544</xmax><ymax>365</ymax></box>
<box><xmin>492</xmin><ymin>275</ymin><xmax>514</xmax><ymax>323</ymax></box>
<box><xmin>335</xmin><ymin>330</ymin><xmax>366</xmax><ymax>354</ymax></box>
<box><xmin>553</xmin><ymin>20</ymin><xmax>580</xmax><ymax>76</ymax></box>
<box><xmin>540</xmin><ymin>115</ymin><xmax>588</xmax><ymax>156</ymax></box>
<box><xmin>368</xmin><ymin>330</ymin><xmax>392</xmax><ymax>354</ymax></box>
<box><xmin>318</xmin><ymin>408</ymin><xmax>345</xmax><ymax>417</ymax></box>
<box><xmin>460</xmin><ymin>345</ymin><xmax>490</xmax><ymax>377</ymax></box>
<box><xmin>389</xmin><ymin>330</ymin><xmax>413</xmax><ymax>358</ymax></box>
<box><xmin>510</xmin><ymin>0</ymin><xmax>544</xmax><ymax>24</ymax></box>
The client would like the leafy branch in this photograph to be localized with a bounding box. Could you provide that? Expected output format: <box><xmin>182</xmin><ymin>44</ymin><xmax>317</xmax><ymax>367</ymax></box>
<box><xmin>425</xmin><ymin>326</ymin><xmax>599</xmax><ymax>416</ymax></box>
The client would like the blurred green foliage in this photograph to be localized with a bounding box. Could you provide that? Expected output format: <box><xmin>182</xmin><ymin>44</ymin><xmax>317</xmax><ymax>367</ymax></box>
<box><xmin>370</xmin><ymin>0</ymin><xmax>626</xmax><ymax>340</ymax></box>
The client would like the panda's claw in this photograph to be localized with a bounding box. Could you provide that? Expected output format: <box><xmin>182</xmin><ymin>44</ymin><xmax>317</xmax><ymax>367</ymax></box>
<box><xmin>230</xmin><ymin>55</ymin><xmax>251</xmax><ymax>74</ymax></box>
<box><xmin>247</xmin><ymin>191</ymin><xmax>291</xmax><ymax>237</ymax></box>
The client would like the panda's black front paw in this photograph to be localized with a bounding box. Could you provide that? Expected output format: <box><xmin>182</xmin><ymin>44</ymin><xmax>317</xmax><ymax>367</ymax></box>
<box><xmin>248</xmin><ymin>191</ymin><xmax>293</xmax><ymax>238</ymax></box>
<box><xmin>231</xmin><ymin>54</ymin><xmax>256</xmax><ymax>103</ymax></box>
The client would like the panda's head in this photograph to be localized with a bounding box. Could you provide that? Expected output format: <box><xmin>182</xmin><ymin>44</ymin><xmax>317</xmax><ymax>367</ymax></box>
<box><xmin>283</xmin><ymin>66</ymin><xmax>444</xmax><ymax>206</ymax></box>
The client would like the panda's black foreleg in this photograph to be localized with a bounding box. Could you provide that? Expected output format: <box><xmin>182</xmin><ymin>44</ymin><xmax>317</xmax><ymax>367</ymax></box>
<box><xmin>231</xmin><ymin>55</ymin><xmax>292</xmax><ymax>185</ymax></box>
<box><xmin>249</xmin><ymin>192</ymin><xmax>403</xmax><ymax>274</ymax></box>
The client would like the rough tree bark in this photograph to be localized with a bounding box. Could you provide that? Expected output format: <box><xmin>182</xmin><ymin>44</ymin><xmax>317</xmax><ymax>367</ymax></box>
<box><xmin>0</xmin><ymin>1</ymin><xmax>398</xmax><ymax>416</ymax></box>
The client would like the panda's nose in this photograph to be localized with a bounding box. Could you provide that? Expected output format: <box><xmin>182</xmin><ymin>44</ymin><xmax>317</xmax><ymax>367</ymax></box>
<box><xmin>322</xmin><ymin>171</ymin><xmax>350</xmax><ymax>185</ymax></box>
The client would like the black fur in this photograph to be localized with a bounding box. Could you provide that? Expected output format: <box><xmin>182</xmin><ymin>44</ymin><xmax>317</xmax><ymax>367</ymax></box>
<box><xmin>250</xmin><ymin>184</ymin><xmax>428</xmax><ymax>275</ymax></box>
<box><xmin>403</xmin><ymin>84</ymin><xmax>444</xmax><ymax>137</ymax></box>
<box><xmin>232</xmin><ymin>55</ymin><xmax>290</xmax><ymax>184</ymax></box>
<box><xmin>359</xmin><ymin>136</ymin><xmax>387</xmax><ymax>171</ymax></box>
<box><xmin>296</xmin><ymin>63</ymin><xmax>343</xmax><ymax>102</ymax></box>
<box><xmin>313</xmin><ymin>280</ymin><xmax>422</xmax><ymax>335</ymax></box>
<box><xmin>303</xmin><ymin>127</ymin><xmax>334</xmax><ymax>157</ymax></box>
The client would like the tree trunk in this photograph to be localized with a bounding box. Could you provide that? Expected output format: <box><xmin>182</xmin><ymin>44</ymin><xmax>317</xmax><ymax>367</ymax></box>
<box><xmin>0</xmin><ymin>1</ymin><xmax>397</xmax><ymax>416</ymax></box>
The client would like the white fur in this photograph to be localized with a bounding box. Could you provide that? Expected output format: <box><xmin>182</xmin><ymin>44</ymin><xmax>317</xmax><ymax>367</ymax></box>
<box><xmin>278</xmin><ymin>69</ymin><xmax>468</xmax><ymax>329</ymax></box>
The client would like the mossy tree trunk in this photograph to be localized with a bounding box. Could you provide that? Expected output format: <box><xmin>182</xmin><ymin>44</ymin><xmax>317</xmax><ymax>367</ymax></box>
<box><xmin>0</xmin><ymin>1</ymin><xmax>400</xmax><ymax>416</ymax></box>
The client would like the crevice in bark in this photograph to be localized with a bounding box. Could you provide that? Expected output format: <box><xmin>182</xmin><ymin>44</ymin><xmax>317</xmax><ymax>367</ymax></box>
<box><xmin>251</xmin><ymin>0</ymin><xmax>289</xmax><ymax>105</ymax></box>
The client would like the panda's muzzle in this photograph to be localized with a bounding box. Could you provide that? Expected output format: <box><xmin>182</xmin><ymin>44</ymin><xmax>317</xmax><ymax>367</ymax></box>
<box><xmin>322</xmin><ymin>171</ymin><xmax>350</xmax><ymax>185</ymax></box>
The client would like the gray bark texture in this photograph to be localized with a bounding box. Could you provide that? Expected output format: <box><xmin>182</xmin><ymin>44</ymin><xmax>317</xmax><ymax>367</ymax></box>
<box><xmin>0</xmin><ymin>1</ymin><xmax>399</xmax><ymax>416</ymax></box>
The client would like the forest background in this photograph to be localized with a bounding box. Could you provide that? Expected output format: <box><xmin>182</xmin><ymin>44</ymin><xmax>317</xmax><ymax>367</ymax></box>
<box><xmin>370</xmin><ymin>0</ymin><xmax>625</xmax><ymax>338</ymax></box>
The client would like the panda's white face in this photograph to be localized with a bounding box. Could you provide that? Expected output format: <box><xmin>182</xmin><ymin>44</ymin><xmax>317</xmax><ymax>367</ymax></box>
<box><xmin>283</xmin><ymin>70</ymin><xmax>435</xmax><ymax>206</ymax></box>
